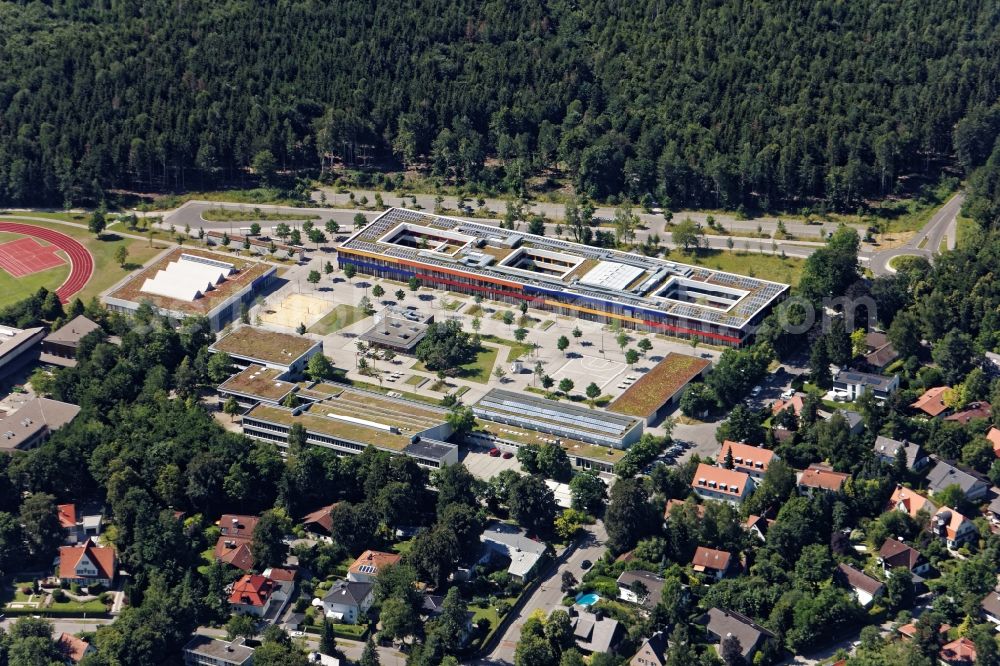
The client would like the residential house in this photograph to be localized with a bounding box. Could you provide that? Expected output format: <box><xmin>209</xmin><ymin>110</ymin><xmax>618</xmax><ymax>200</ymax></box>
<box><xmin>988</xmin><ymin>427</ymin><xmax>1000</xmax><ymax>458</ymax></box>
<box><xmin>58</xmin><ymin>543</ymin><xmax>116</xmax><ymax>587</ymax></box>
<box><xmin>939</xmin><ymin>637</ymin><xmax>976</xmax><ymax>666</ymax></box>
<box><xmin>771</xmin><ymin>393</ymin><xmax>806</xmax><ymax>418</ymax></box>
<box><xmin>744</xmin><ymin>515</ymin><xmax>772</xmax><ymax>542</ymax></box>
<box><xmin>690</xmin><ymin>464</ymin><xmax>756</xmax><ymax>506</ymax></box>
<box><xmin>797</xmin><ymin>464</ymin><xmax>849</xmax><ymax>495</ymax></box>
<box><xmin>317</xmin><ymin>580</ymin><xmax>374</xmax><ymax>624</ymax></box>
<box><xmin>878</xmin><ymin>538</ymin><xmax>929</xmax><ymax>577</ymax></box>
<box><xmin>214</xmin><ymin>515</ymin><xmax>260</xmax><ymax>571</ymax></box>
<box><xmin>347</xmin><ymin>550</ymin><xmax>402</xmax><ymax>583</ymax></box>
<box><xmin>931</xmin><ymin>508</ymin><xmax>978</xmax><ymax>549</ymax></box>
<box><xmin>616</xmin><ymin>570</ymin><xmax>666</xmax><ymax>609</ymax></box>
<box><xmin>705</xmin><ymin>608</ymin><xmax>776</xmax><ymax>663</ymax></box>
<box><xmin>833</xmin><ymin>409</ymin><xmax>865</xmax><ymax>435</ymax></box>
<box><xmin>898</xmin><ymin>622</ymin><xmax>950</xmax><ymax>642</ymax></box>
<box><xmin>57</xmin><ymin>504</ymin><xmax>103</xmax><ymax>545</ymax></box>
<box><xmin>629</xmin><ymin>632</ymin><xmax>668</xmax><ymax>666</ymax></box>
<box><xmin>835</xmin><ymin>563</ymin><xmax>885</xmax><ymax>608</ymax></box>
<box><xmin>56</xmin><ymin>633</ymin><xmax>96</xmax><ymax>664</ymax></box>
<box><xmin>0</xmin><ymin>397</ymin><xmax>81</xmax><ymax>452</ymax></box>
<box><xmin>263</xmin><ymin>567</ymin><xmax>297</xmax><ymax>585</ymax></box>
<box><xmin>945</xmin><ymin>402</ymin><xmax>992</xmax><ymax>425</ymax></box>
<box><xmin>664</xmin><ymin>499</ymin><xmax>705</xmax><ymax>524</ymax></box>
<box><xmin>691</xmin><ymin>547</ymin><xmax>735</xmax><ymax>581</ymax></box>
<box><xmin>570</xmin><ymin>610</ymin><xmax>623</xmax><ymax>654</ymax></box>
<box><xmin>183</xmin><ymin>636</ymin><xmax>254</xmax><ymax>666</ymax></box>
<box><xmin>887</xmin><ymin>485</ymin><xmax>936</xmax><ymax>519</ymax></box>
<box><xmin>873</xmin><ymin>436</ymin><xmax>929</xmax><ymax>471</ymax></box>
<box><xmin>926</xmin><ymin>459</ymin><xmax>990</xmax><ymax>501</ymax></box>
<box><xmin>420</xmin><ymin>595</ymin><xmax>475</xmax><ymax>645</ymax></box>
<box><xmin>228</xmin><ymin>574</ymin><xmax>290</xmax><ymax>618</ymax></box>
<box><xmin>716</xmin><ymin>441</ymin><xmax>777</xmax><ymax>481</ymax></box>
<box><xmin>989</xmin><ymin>496</ymin><xmax>1000</xmax><ymax>526</ymax></box>
<box><xmin>980</xmin><ymin>590</ymin><xmax>1000</xmax><ymax>627</ymax></box>
<box><xmin>832</xmin><ymin>369</ymin><xmax>899</xmax><ymax>401</ymax></box>
<box><xmin>911</xmin><ymin>387</ymin><xmax>950</xmax><ymax>418</ymax></box>
<box><xmin>41</xmin><ymin>315</ymin><xmax>112</xmax><ymax>368</ymax></box>
<box><xmin>985</xmin><ymin>352</ymin><xmax>1000</xmax><ymax>377</ymax></box>
<box><xmin>301</xmin><ymin>503</ymin><xmax>338</xmax><ymax>537</ymax></box>
<box><xmin>863</xmin><ymin>332</ymin><xmax>898</xmax><ymax>370</ymax></box>
<box><xmin>479</xmin><ymin>523</ymin><xmax>547</xmax><ymax>582</ymax></box>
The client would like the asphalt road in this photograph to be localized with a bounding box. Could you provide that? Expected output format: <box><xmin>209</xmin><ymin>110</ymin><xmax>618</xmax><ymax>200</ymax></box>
<box><xmin>158</xmin><ymin>190</ymin><xmax>965</xmax><ymax>280</ymax></box>
<box><xmin>313</xmin><ymin>188</ymin><xmax>864</xmax><ymax>240</ymax></box>
<box><xmin>472</xmin><ymin>521</ymin><xmax>608</xmax><ymax>665</ymax></box>
<box><xmin>867</xmin><ymin>192</ymin><xmax>963</xmax><ymax>275</ymax></box>
<box><xmin>0</xmin><ymin>616</ymin><xmax>113</xmax><ymax>636</ymax></box>
<box><xmin>160</xmin><ymin>200</ymin><xmax>823</xmax><ymax>261</ymax></box>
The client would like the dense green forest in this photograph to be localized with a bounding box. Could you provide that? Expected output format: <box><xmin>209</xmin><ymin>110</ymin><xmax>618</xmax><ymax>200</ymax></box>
<box><xmin>0</xmin><ymin>0</ymin><xmax>998</xmax><ymax>210</ymax></box>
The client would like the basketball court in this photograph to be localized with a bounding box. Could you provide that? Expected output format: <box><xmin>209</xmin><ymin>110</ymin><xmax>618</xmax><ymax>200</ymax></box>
<box><xmin>0</xmin><ymin>237</ymin><xmax>67</xmax><ymax>277</ymax></box>
<box><xmin>259</xmin><ymin>292</ymin><xmax>333</xmax><ymax>328</ymax></box>
<box><xmin>549</xmin><ymin>355</ymin><xmax>627</xmax><ymax>390</ymax></box>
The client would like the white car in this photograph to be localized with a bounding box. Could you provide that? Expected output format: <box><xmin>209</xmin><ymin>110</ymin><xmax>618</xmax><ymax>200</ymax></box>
<box><xmin>780</xmin><ymin>388</ymin><xmax>795</xmax><ymax>399</ymax></box>
<box><xmin>750</xmin><ymin>386</ymin><xmax>762</xmax><ymax>396</ymax></box>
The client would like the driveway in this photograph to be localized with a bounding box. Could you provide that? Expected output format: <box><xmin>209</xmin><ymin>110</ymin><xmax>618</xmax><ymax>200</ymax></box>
<box><xmin>472</xmin><ymin>522</ymin><xmax>608</xmax><ymax>665</ymax></box>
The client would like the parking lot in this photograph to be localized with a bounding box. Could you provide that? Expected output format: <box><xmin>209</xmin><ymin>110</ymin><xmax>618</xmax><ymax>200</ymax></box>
<box><xmin>460</xmin><ymin>446</ymin><xmax>523</xmax><ymax>480</ymax></box>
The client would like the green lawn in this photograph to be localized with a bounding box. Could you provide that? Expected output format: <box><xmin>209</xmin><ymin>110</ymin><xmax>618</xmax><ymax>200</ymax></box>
<box><xmin>479</xmin><ymin>334</ymin><xmax>535</xmax><ymax>361</ymax></box>
<box><xmin>662</xmin><ymin>248</ymin><xmax>805</xmax><ymax>287</ymax></box>
<box><xmin>956</xmin><ymin>216</ymin><xmax>978</xmax><ymax>249</ymax></box>
<box><xmin>48</xmin><ymin>598</ymin><xmax>108</xmax><ymax>614</ymax></box>
<box><xmin>308</xmin><ymin>304</ymin><xmax>368</xmax><ymax>335</ymax></box>
<box><xmin>201</xmin><ymin>208</ymin><xmax>320</xmax><ymax>222</ymax></box>
<box><xmin>404</xmin><ymin>375</ymin><xmax>427</xmax><ymax>388</ymax></box>
<box><xmin>0</xmin><ymin>215</ymin><xmax>165</xmax><ymax>307</ymax></box>
<box><xmin>413</xmin><ymin>344</ymin><xmax>499</xmax><ymax>383</ymax></box>
<box><xmin>150</xmin><ymin>188</ymin><xmax>307</xmax><ymax>209</ymax></box>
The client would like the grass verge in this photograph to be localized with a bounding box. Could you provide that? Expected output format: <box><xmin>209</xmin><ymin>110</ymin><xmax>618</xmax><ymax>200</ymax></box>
<box><xmin>661</xmin><ymin>248</ymin><xmax>804</xmax><ymax>286</ymax></box>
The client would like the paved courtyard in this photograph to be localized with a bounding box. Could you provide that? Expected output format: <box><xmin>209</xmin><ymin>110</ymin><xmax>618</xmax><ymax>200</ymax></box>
<box><xmin>243</xmin><ymin>248</ymin><xmax>722</xmax><ymax>428</ymax></box>
<box><xmin>547</xmin><ymin>355</ymin><xmax>628</xmax><ymax>391</ymax></box>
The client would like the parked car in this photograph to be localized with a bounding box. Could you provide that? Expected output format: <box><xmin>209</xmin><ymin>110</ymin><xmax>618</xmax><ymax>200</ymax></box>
<box><xmin>502</xmin><ymin>451</ymin><xmax>513</xmax><ymax>459</ymax></box>
<box><xmin>489</xmin><ymin>448</ymin><xmax>501</xmax><ymax>457</ymax></box>
<box><xmin>780</xmin><ymin>388</ymin><xmax>795</xmax><ymax>398</ymax></box>
<box><xmin>750</xmin><ymin>386</ymin><xmax>762</xmax><ymax>396</ymax></box>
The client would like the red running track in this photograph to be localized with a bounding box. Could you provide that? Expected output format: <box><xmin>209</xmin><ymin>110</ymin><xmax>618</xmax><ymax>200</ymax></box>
<box><xmin>0</xmin><ymin>222</ymin><xmax>95</xmax><ymax>302</ymax></box>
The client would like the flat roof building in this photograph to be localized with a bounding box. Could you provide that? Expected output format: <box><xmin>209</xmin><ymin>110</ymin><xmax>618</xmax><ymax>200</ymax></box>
<box><xmin>358</xmin><ymin>307</ymin><xmax>431</xmax><ymax>354</ymax></box>
<box><xmin>0</xmin><ymin>397</ymin><xmax>80</xmax><ymax>452</ymax></box>
<box><xmin>104</xmin><ymin>249</ymin><xmax>276</xmax><ymax>331</ymax></box>
<box><xmin>0</xmin><ymin>324</ymin><xmax>44</xmax><ymax>378</ymax></box>
<box><xmin>218</xmin><ymin>365</ymin><xmax>296</xmax><ymax>408</ymax></box>
<box><xmin>210</xmin><ymin>325</ymin><xmax>323</xmax><ymax>376</ymax></box>
<box><xmin>240</xmin><ymin>383</ymin><xmax>457</xmax><ymax>468</ymax></box>
<box><xmin>338</xmin><ymin>209</ymin><xmax>790</xmax><ymax>347</ymax></box>
<box><xmin>472</xmin><ymin>388</ymin><xmax>643</xmax><ymax>450</ymax></box>
<box><xmin>183</xmin><ymin>636</ymin><xmax>254</xmax><ymax>666</ymax></box>
<box><xmin>607</xmin><ymin>352</ymin><xmax>711</xmax><ymax>424</ymax></box>
<box><xmin>467</xmin><ymin>418</ymin><xmax>626</xmax><ymax>475</ymax></box>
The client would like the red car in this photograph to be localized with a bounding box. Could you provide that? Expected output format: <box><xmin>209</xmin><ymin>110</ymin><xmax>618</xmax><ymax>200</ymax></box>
<box><xmin>502</xmin><ymin>451</ymin><xmax>514</xmax><ymax>459</ymax></box>
<box><xmin>489</xmin><ymin>448</ymin><xmax>501</xmax><ymax>457</ymax></box>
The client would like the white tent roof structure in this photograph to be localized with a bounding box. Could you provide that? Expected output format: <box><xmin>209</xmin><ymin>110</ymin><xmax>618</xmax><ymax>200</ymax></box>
<box><xmin>140</xmin><ymin>255</ymin><xmax>234</xmax><ymax>302</ymax></box>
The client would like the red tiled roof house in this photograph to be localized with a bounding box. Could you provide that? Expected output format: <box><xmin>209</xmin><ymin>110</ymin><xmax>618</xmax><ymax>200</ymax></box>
<box><xmin>58</xmin><ymin>543</ymin><xmax>116</xmax><ymax>587</ymax></box>
<box><xmin>691</xmin><ymin>463</ymin><xmax>756</xmax><ymax>506</ymax></box>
